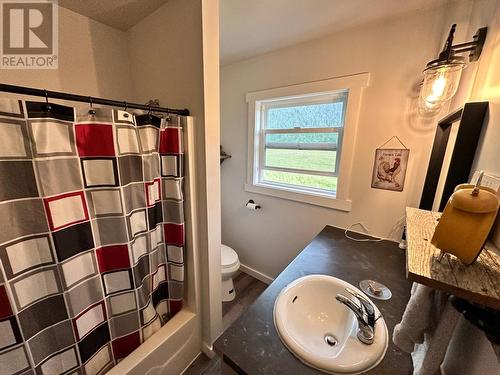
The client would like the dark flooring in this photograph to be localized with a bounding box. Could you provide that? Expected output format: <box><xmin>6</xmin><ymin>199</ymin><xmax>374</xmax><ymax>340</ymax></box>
<box><xmin>183</xmin><ymin>272</ymin><xmax>267</xmax><ymax>375</ymax></box>
<box><xmin>182</xmin><ymin>355</ymin><xmax>221</xmax><ymax>375</ymax></box>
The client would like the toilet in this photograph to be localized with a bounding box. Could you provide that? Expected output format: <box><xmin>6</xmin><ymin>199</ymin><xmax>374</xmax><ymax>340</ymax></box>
<box><xmin>221</xmin><ymin>244</ymin><xmax>240</xmax><ymax>302</ymax></box>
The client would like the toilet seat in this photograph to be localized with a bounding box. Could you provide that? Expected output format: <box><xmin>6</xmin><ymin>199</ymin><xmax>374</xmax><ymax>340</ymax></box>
<box><xmin>221</xmin><ymin>244</ymin><xmax>239</xmax><ymax>269</ymax></box>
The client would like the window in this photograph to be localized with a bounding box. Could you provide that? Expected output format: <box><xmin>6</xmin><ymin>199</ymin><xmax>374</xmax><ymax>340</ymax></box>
<box><xmin>259</xmin><ymin>92</ymin><xmax>346</xmax><ymax>194</ymax></box>
<box><xmin>245</xmin><ymin>74</ymin><xmax>369</xmax><ymax>211</ymax></box>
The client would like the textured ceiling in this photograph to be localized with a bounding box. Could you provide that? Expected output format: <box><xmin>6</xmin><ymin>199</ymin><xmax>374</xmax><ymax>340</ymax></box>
<box><xmin>59</xmin><ymin>0</ymin><xmax>169</xmax><ymax>31</ymax></box>
<box><xmin>220</xmin><ymin>0</ymin><xmax>447</xmax><ymax>65</ymax></box>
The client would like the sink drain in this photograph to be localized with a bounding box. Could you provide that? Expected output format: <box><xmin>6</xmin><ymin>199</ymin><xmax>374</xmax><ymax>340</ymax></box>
<box><xmin>324</xmin><ymin>334</ymin><xmax>338</xmax><ymax>347</ymax></box>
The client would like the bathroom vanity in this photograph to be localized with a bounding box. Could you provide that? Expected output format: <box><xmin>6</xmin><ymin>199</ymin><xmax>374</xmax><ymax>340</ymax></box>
<box><xmin>214</xmin><ymin>225</ymin><xmax>413</xmax><ymax>374</ymax></box>
<box><xmin>405</xmin><ymin>207</ymin><xmax>500</xmax><ymax>309</ymax></box>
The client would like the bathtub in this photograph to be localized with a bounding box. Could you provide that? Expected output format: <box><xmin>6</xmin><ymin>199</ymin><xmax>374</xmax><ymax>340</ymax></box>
<box><xmin>108</xmin><ymin>310</ymin><xmax>200</xmax><ymax>375</ymax></box>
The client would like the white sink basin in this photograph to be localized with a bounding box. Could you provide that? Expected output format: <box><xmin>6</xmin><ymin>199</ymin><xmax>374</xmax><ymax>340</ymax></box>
<box><xmin>273</xmin><ymin>275</ymin><xmax>388</xmax><ymax>374</ymax></box>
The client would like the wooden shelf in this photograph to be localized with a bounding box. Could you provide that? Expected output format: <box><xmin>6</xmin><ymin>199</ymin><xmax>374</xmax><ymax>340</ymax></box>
<box><xmin>405</xmin><ymin>207</ymin><xmax>500</xmax><ymax>309</ymax></box>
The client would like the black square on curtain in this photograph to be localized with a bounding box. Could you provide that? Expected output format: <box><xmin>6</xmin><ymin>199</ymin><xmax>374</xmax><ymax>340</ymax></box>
<box><xmin>147</xmin><ymin>202</ymin><xmax>163</xmax><ymax>231</ymax></box>
<box><xmin>52</xmin><ymin>222</ymin><xmax>95</xmax><ymax>262</ymax></box>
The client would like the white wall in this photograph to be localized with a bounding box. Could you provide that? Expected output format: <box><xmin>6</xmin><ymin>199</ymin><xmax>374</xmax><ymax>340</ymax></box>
<box><xmin>0</xmin><ymin>6</ymin><xmax>132</xmax><ymax>98</ymax></box>
<box><xmin>467</xmin><ymin>0</ymin><xmax>500</xmax><ymax>176</ymax></box>
<box><xmin>200</xmin><ymin>0</ymin><xmax>223</xmax><ymax>348</ymax></box>
<box><xmin>127</xmin><ymin>0</ymin><xmax>222</xmax><ymax>353</ymax></box>
<box><xmin>220</xmin><ymin>1</ymin><xmax>475</xmax><ymax>279</ymax></box>
<box><xmin>127</xmin><ymin>0</ymin><xmax>204</xmax><ymax>117</ymax></box>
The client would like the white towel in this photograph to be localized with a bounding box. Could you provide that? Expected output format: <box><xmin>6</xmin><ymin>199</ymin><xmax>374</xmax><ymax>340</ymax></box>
<box><xmin>393</xmin><ymin>282</ymin><xmax>460</xmax><ymax>375</ymax></box>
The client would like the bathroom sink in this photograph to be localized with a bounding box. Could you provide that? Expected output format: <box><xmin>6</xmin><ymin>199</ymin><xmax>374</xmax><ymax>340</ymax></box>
<box><xmin>273</xmin><ymin>275</ymin><xmax>388</xmax><ymax>374</ymax></box>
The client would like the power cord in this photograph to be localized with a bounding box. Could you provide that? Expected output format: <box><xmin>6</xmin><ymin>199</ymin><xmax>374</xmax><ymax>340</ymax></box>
<box><xmin>344</xmin><ymin>222</ymin><xmax>384</xmax><ymax>242</ymax></box>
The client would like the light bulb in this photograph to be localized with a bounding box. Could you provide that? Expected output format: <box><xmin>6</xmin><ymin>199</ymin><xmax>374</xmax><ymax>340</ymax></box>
<box><xmin>428</xmin><ymin>73</ymin><xmax>447</xmax><ymax>102</ymax></box>
<box><xmin>420</xmin><ymin>63</ymin><xmax>464</xmax><ymax>108</ymax></box>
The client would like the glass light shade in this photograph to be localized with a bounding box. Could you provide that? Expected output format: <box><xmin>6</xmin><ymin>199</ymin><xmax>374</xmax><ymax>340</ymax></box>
<box><xmin>420</xmin><ymin>63</ymin><xmax>464</xmax><ymax>107</ymax></box>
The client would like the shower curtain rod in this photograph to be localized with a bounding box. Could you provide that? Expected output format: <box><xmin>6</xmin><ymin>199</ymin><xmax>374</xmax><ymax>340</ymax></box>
<box><xmin>0</xmin><ymin>83</ymin><xmax>190</xmax><ymax>116</ymax></box>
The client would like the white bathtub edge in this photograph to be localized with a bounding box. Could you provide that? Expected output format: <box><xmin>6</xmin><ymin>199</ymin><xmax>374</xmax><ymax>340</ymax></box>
<box><xmin>107</xmin><ymin>309</ymin><xmax>200</xmax><ymax>375</ymax></box>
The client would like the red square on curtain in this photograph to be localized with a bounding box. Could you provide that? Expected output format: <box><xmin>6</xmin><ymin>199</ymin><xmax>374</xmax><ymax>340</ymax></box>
<box><xmin>164</xmin><ymin>223</ymin><xmax>184</xmax><ymax>246</ymax></box>
<box><xmin>75</xmin><ymin>124</ymin><xmax>115</xmax><ymax>157</ymax></box>
<box><xmin>96</xmin><ymin>245</ymin><xmax>130</xmax><ymax>272</ymax></box>
<box><xmin>169</xmin><ymin>300</ymin><xmax>182</xmax><ymax>316</ymax></box>
<box><xmin>71</xmin><ymin>301</ymin><xmax>107</xmax><ymax>340</ymax></box>
<box><xmin>159</xmin><ymin>128</ymin><xmax>180</xmax><ymax>154</ymax></box>
<box><xmin>43</xmin><ymin>191</ymin><xmax>89</xmax><ymax>231</ymax></box>
<box><xmin>0</xmin><ymin>286</ymin><xmax>13</xmax><ymax>319</ymax></box>
<box><xmin>112</xmin><ymin>331</ymin><xmax>141</xmax><ymax>360</ymax></box>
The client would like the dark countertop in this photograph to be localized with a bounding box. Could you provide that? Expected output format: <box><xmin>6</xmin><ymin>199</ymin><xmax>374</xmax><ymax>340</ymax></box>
<box><xmin>214</xmin><ymin>225</ymin><xmax>413</xmax><ymax>374</ymax></box>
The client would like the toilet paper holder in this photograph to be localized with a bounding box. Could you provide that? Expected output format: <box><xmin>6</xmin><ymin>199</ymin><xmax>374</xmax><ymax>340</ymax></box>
<box><xmin>246</xmin><ymin>200</ymin><xmax>261</xmax><ymax>210</ymax></box>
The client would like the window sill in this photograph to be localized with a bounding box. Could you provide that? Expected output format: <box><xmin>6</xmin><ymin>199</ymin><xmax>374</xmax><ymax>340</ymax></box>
<box><xmin>244</xmin><ymin>183</ymin><xmax>352</xmax><ymax>212</ymax></box>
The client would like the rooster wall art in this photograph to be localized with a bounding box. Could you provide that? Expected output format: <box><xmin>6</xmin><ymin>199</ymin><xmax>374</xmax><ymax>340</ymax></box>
<box><xmin>371</xmin><ymin>148</ymin><xmax>409</xmax><ymax>192</ymax></box>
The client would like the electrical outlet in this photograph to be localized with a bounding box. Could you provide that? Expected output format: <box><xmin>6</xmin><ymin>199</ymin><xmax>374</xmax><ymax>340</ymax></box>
<box><xmin>471</xmin><ymin>170</ymin><xmax>500</xmax><ymax>196</ymax></box>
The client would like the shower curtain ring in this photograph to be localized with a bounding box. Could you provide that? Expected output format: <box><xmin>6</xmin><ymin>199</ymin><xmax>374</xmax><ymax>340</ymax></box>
<box><xmin>123</xmin><ymin>101</ymin><xmax>129</xmax><ymax>118</ymax></box>
<box><xmin>44</xmin><ymin>89</ymin><xmax>51</xmax><ymax>112</ymax></box>
<box><xmin>88</xmin><ymin>96</ymin><xmax>96</xmax><ymax>116</ymax></box>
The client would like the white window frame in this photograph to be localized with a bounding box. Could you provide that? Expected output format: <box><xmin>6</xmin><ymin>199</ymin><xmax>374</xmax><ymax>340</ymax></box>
<box><xmin>245</xmin><ymin>73</ymin><xmax>369</xmax><ymax>211</ymax></box>
<box><xmin>258</xmin><ymin>92</ymin><xmax>346</xmax><ymax>185</ymax></box>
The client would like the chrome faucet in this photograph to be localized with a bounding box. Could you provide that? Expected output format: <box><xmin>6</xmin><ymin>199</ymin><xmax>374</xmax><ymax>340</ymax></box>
<box><xmin>336</xmin><ymin>288</ymin><xmax>376</xmax><ymax>345</ymax></box>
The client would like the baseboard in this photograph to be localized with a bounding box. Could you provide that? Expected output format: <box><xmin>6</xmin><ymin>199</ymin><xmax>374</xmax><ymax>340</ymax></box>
<box><xmin>240</xmin><ymin>263</ymin><xmax>274</xmax><ymax>285</ymax></box>
<box><xmin>180</xmin><ymin>342</ymin><xmax>216</xmax><ymax>374</ymax></box>
<box><xmin>201</xmin><ymin>341</ymin><xmax>216</xmax><ymax>358</ymax></box>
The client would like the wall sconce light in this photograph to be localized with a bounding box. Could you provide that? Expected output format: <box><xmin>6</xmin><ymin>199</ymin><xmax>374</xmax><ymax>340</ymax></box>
<box><xmin>420</xmin><ymin>24</ymin><xmax>487</xmax><ymax>110</ymax></box>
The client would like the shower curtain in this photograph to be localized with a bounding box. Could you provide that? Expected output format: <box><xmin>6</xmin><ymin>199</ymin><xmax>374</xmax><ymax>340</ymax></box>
<box><xmin>0</xmin><ymin>98</ymin><xmax>185</xmax><ymax>374</ymax></box>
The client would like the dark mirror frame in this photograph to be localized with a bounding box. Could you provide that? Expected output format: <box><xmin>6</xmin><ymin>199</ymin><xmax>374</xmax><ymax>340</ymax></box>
<box><xmin>419</xmin><ymin>101</ymin><xmax>488</xmax><ymax>211</ymax></box>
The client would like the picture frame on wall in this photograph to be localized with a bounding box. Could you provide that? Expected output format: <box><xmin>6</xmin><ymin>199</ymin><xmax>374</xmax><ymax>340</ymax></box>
<box><xmin>371</xmin><ymin>148</ymin><xmax>410</xmax><ymax>192</ymax></box>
